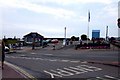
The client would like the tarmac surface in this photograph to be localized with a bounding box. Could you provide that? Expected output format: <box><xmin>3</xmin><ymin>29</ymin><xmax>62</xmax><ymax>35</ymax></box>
<box><xmin>0</xmin><ymin>43</ymin><xmax>120</xmax><ymax>79</ymax></box>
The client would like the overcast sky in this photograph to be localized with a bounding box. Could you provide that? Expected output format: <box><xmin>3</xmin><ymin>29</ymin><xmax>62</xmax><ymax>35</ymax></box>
<box><xmin>0</xmin><ymin>0</ymin><xmax>119</xmax><ymax>39</ymax></box>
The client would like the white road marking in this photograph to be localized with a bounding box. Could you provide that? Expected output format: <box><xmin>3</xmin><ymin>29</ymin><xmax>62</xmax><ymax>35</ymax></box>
<box><xmin>44</xmin><ymin>70</ymin><xmax>62</xmax><ymax>78</ymax></box>
<box><xmin>49</xmin><ymin>59</ymin><xmax>57</xmax><ymax>61</ymax></box>
<box><xmin>44</xmin><ymin>54</ymin><xmax>53</xmax><ymax>56</ymax></box>
<box><xmin>63</xmin><ymin>68</ymin><xmax>81</xmax><ymax>74</ymax></box>
<box><xmin>70</xmin><ymin>61</ymin><xmax>80</xmax><ymax>63</ymax></box>
<box><xmin>96</xmin><ymin>77</ymin><xmax>109</xmax><ymax>80</ymax></box>
<box><xmin>79</xmin><ymin>65</ymin><xmax>102</xmax><ymax>71</ymax></box>
<box><xmin>104</xmin><ymin>75</ymin><xmax>119</xmax><ymax>80</ymax></box>
<box><xmin>6</xmin><ymin>56</ymin><xmax>93</xmax><ymax>65</ymax></box>
<box><xmin>76</xmin><ymin>66</ymin><xmax>94</xmax><ymax>72</ymax></box>
<box><xmin>81</xmin><ymin>61</ymin><xmax>88</xmax><ymax>63</ymax></box>
<box><xmin>56</xmin><ymin>69</ymin><xmax>74</xmax><ymax>76</ymax></box>
<box><xmin>44</xmin><ymin>65</ymin><xmax>102</xmax><ymax>77</ymax></box>
<box><xmin>61</xmin><ymin>60</ymin><xmax>70</xmax><ymax>62</ymax></box>
<box><xmin>69</xmin><ymin>67</ymin><xmax>88</xmax><ymax>74</ymax></box>
<box><xmin>31</xmin><ymin>53</ymin><xmax>36</xmax><ymax>54</ymax></box>
<box><xmin>20</xmin><ymin>55</ymin><xmax>26</xmax><ymax>57</ymax></box>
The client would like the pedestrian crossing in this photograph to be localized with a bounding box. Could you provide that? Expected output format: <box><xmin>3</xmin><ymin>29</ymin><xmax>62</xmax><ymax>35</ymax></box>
<box><xmin>44</xmin><ymin>65</ymin><xmax>119</xmax><ymax>79</ymax></box>
<box><xmin>44</xmin><ymin>65</ymin><xmax>102</xmax><ymax>78</ymax></box>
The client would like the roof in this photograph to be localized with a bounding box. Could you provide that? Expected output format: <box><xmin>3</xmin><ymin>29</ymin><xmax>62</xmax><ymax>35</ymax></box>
<box><xmin>23</xmin><ymin>32</ymin><xmax>44</xmax><ymax>38</ymax></box>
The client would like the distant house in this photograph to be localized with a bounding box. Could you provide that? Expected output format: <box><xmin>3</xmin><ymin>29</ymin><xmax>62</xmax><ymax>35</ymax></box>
<box><xmin>23</xmin><ymin>32</ymin><xmax>44</xmax><ymax>46</ymax></box>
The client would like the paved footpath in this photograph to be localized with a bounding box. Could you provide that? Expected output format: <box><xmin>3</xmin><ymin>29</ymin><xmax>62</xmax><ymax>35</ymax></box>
<box><xmin>0</xmin><ymin>62</ymin><xmax>36</xmax><ymax>80</ymax></box>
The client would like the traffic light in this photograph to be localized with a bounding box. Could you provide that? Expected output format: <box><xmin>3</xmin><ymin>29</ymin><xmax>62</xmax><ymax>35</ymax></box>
<box><xmin>118</xmin><ymin>18</ymin><xmax>120</xmax><ymax>28</ymax></box>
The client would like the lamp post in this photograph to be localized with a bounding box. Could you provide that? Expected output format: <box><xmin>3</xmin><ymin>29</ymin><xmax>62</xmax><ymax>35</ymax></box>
<box><xmin>106</xmin><ymin>26</ymin><xmax>108</xmax><ymax>41</ymax></box>
<box><xmin>64</xmin><ymin>27</ymin><xmax>66</xmax><ymax>46</ymax></box>
<box><xmin>32</xmin><ymin>33</ymin><xmax>36</xmax><ymax>50</ymax></box>
<box><xmin>87</xmin><ymin>11</ymin><xmax>90</xmax><ymax>44</ymax></box>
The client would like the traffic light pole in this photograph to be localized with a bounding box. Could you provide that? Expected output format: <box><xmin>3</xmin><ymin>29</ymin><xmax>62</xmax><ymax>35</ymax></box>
<box><xmin>118</xmin><ymin>1</ymin><xmax>120</xmax><ymax>37</ymax></box>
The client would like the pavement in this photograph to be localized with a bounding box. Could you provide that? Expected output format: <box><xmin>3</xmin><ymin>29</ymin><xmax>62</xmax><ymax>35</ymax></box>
<box><xmin>0</xmin><ymin>62</ymin><xmax>36</xmax><ymax>80</ymax></box>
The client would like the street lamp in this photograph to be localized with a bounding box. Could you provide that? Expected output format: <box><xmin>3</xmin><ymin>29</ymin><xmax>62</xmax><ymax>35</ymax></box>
<box><xmin>64</xmin><ymin>27</ymin><xmax>66</xmax><ymax>46</ymax></box>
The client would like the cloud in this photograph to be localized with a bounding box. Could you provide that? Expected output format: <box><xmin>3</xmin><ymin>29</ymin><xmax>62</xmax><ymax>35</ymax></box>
<box><xmin>103</xmin><ymin>5</ymin><xmax>117</xmax><ymax>17</ymax></box>
<box><xmin>28</xmin><ymin>0</ymin><xmax>113</xmax><ymax>5</ymax></box>
<box><xmin>0</xmin><ymin>0</ymin><xmax>76</xmax><ymax>19</ymax></box>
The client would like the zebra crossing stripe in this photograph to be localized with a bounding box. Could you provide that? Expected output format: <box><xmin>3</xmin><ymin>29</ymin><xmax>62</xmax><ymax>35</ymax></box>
<box><xmin>69</xmin><ymin>67</ymin><xmax>88</xmax><ymax>74</ymax></box>
<box><xmin>44</xmin><ymin>70</ymin><xmax>62</xmax><ymax>78</ymax></box>
<box><xmin>63</xmin><ymin>67</ymin><xmax>81</xmax><ymax>74</ymax></box>
<box><xmin>70</xmin><ymin>61</ymin><xmax>80</xmax><ymax>63</ymax></box>
<box><xmin>104</xmin><ymin>75</ymin><xmax>120</xmax><ymax>80</ymax></box>
<box><xmin>56</xmin><ymin>69</ymin><xmax>74</xmax><ymax>76</ymax></box>
<box><xmin>61</xmin><ymin>60</ymin><xmax>70</xmax><ymax>62</ymax></box>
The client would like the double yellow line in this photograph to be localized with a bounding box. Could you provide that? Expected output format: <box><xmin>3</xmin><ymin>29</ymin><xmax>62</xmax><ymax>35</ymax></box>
<box><xmin>5</xmin><ymin>61</ymin><xmax>37</xmax><ymax>80</ymax></box>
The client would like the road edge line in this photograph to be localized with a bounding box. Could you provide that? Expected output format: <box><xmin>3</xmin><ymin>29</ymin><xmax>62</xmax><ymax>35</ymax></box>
<box><xmin>5</xmin><ymin>61</ymin><xmax>37</xmax><ymax>80</ymax></box>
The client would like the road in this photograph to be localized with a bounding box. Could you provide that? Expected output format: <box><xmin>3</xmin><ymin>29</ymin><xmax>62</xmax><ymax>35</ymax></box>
<box><xmin>5</xmin><ymin>46</ymin><xmax>120</xmax><ymax>79</ymax></box>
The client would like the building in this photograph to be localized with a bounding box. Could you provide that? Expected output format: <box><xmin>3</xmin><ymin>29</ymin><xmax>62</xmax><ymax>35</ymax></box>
<box><xmin>92</xmin><ymin>30</ymin><xmax>100</xmax><ymax>39</ymax></box>
<box><xmin>23</xmin><ymin>32</ymin><xmax>44</xmax><ymax>46</ymax></box>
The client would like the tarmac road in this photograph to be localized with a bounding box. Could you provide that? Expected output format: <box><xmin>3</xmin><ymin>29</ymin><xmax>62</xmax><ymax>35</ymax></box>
<box><xmin>5</xmin><ymin>47</ymin><xmax>120</xmax><ymax>79</ymax></box>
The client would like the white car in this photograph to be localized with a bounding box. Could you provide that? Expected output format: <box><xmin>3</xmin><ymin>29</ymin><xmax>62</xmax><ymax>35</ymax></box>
<box><xmin>5</xmin><ymin>46</ymin><xmax>10</xmax><ymax>52</ymax></box>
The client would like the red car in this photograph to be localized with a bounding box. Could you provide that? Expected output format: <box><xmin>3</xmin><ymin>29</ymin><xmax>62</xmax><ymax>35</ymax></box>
<box><xmin>51</xmin><ymin>39</ymin><xmax>59</xmax><ymax>43</ymax></box>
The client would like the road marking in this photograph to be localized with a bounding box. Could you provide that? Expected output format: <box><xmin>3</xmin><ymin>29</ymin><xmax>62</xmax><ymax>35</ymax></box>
<box><xmin>49</xmin><ymin>59</ymin><xmax>57</xmax><ymax>62</ymax></box>
<box><xmin>44</xmin><ymin>65</ymin><xmax>102</xmax><ymax>78</ymax></box>
<box><xmin>61</xmin><ymin>60</ymin><xmax>70</xmax><ymax>62</ymax></box>
<box><xmin>20</xmin><ymin>55</ymin><xmax>26</xmax><ymax>57</ymax></box>
<box><xmin>81</xmin><ymin>61</ymin><xmax>88</xmax><ymax>63</ymax></box>
<box><xmin>44</xmin><ymin>54</ymin><xmax>53</xmax><ymax>56</ymax></box>
<box><xmin>6</xmin><ymin>56</ymin><xmax>88</xmax><ymax>64</ymax></box>
<box><xmin>96</xmin><ymin>77</ymin><xmax>105</xmax><ymax>79</ymax></box>
<box><xmin>31</xmin><ymin>53</ymin><xmax>37</xmax><ymax>54</ymax></box>
<box><xmin>76</xmin><ymin>66</ymin><xmax>94</xmax><ymax>72</ymax></box>
<box><xmin>5</xmin><ymin>62</ymin><xmax>37</xmax><ymax>80</ymax></box>
<box><xmin>104</xmin><ymin>75</ymin><xmax>120</xmax><ymax>80</ymax></box>
<box><xmin>70</xmin><ymin>61</ymin><xmax>80</xmax><ymax>63</ymax></box>
<box><xmin>96</xmin><ymin>75</ymin><xmax>120</xmax><ymax>80</ymax></box>
<box><xmin>69</xmin><ymin>67</ymin><xmax>87</xmax><ymax>74</ymax></box>
<box><xmin>56</xmin><ymin>69</ymin><xmax>74</xmax><ymax>76</ymax></box>
<box><xmin>44</xmin><ymin>70</ymin><xmax>62</xmax><ymax>78</ymax></box>
<box><xmin>79</xmin><ymin>65</ymin><xmax>102</xmax><ymax>71</ymax></box>
<box><xmin>63</xmin><ymin>68</ymin><xmax>81</xmax><ymax>74</ymax></box>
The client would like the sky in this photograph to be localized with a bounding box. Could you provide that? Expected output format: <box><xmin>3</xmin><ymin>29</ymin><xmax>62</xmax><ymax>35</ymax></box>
<box><xmin>0</xmin><ymin>0</ymin><xmax>119</xmax><ymax>39</ymax></box>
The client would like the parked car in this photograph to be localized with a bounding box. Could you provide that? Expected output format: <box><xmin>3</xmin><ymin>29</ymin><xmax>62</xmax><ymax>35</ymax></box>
<box><xmin>5</xmin><ymin>46</ymin><xmax>10</xmax><ymax>52</ymax></box>
<box><xmin>46</xmin><ymin>39</ymin><xmax>51</xmax><ymax>43</ymax></box>
<box><xmin>51</xmin><ymin>39</ymin><xmax>59</xmax><ymax>43</ymax></box>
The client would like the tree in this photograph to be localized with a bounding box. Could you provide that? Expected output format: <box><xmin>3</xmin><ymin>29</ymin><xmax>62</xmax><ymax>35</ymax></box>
<box><xmin>71</xmin><ymin>36</ymin><xmax>76</xmax><ymax>41</ymax></box>
<box><xmin>81</xmin><ymin>34</ymin><xmax>87</xmax><ymax>40</ymax></box>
